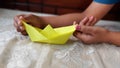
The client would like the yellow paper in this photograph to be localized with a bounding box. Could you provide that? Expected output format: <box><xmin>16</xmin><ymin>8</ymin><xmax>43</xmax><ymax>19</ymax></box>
<box><xmin>23</xmin><ymin>21</ymin><xmax>76</xmax><ymax>44</ymax></box>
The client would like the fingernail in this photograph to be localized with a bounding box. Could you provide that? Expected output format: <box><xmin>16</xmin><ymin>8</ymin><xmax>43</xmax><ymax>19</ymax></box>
<box><xmin>76</xmin><ymin>25</ymin><xmax>81</xmax><ymax>30</ymax></box>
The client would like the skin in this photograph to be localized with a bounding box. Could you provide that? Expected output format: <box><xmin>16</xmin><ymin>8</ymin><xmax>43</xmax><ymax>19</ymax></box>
<box><xmin>14</xmin><ymin>1</ymin><xmax>120</xmax><ymax>46</ymax></box>
<box><xmin>74</xmin><ymin>25</ymin><xmax>110</xmax><ymax>44</ymax></box>
<box><xmin>74</xmin><ymin>17</ymin><xmax>120</xmax><ymax>46</ymax></box>
<box><xmin>107</xmin><ymin>32</ymin><xmax>120</xmax><ymax>46</ymax></box>
<box><xmin>14</xmin><ymin>2</ymin><xmax>114</xmax><ymax>35</ymax></box>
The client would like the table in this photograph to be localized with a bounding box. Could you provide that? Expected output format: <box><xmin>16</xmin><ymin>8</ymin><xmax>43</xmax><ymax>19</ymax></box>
<box><xmin>0</xmin><ymin>8</ymin><xmax>120</xmax><ymax>68</ymax></box>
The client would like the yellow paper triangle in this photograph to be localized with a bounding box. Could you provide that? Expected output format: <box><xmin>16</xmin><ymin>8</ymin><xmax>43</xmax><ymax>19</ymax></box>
<box><xmin>23</xmin><ymin>21</ymin><xmax>76</xmax><ymax>44</ymax></box>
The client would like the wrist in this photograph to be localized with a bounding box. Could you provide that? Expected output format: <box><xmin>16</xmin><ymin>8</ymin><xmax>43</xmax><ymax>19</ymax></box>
<box><xmin>103</xmin><ymin>30</ymin><xmax>112</xmax><ymax>43</ymax></box>
<box><xmin>38</xmin><ymin>16</ymin><xmax>48</xmax><ymax>28</ymax></box>
<box><xmin>105</xmin><ymin>31</ymin><xmax>120</xmax><ymax>46</ymax></box>
<box><xmin>103</xmin><ymin>31</ymin><xmax>113</xmax><ymax>44</ymax></box>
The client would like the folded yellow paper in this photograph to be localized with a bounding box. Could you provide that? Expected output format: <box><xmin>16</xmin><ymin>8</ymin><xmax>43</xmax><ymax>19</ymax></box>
<box><xmin>23</xmin><ymin>21</ymin><xmax>76</xmax><ymax>44</ymax></box>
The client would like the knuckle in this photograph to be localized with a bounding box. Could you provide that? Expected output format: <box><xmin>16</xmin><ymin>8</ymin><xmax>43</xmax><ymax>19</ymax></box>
<box><xmin>17</xmin><ymin>28</ymin><xmax>20</xmax><ymax>32</ymax></box>
<box><xmin>21</xmin><ymin>31</ymin><xmax>27</xmax><ymax>35</ymax></box>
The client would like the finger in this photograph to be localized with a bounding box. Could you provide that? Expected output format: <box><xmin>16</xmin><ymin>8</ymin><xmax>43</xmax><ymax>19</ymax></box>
<box><xmin>86</xmin><ymin>16</ymin><xmax>97</xmax><ymax>26</ymax></box>
<box><xmin>76</xmin><ymin>25</ymin><xmax>95</xmax><ymax>35</ymax></box>
<box><xmin>16</xmin><ymin>26</ymin><xmax>21</xmax><ymax>32</ymax></box>
<box><xmin>15</xmin><ymin>14</ymin><xmax>25</xmax><ymax>23</ymax></box>
<box><xmin>13</xmin><ymin>21</ymin><xmax>21</xmax><ymax>32</ymax></box>
<box><xmin>19</xmin><ymin>16</ymin><xmax>28</xmax><ymax>22</ymax></box>
<box><xmin>73</xmin><ymin>31</ymin><xmax>84</xmax><ymax>41</ymax></box>
<box><xmin>16</xmin><ymin>20</ymin><xmax>24</xmax><ymax>32</ymax></box>
<box><xmin>19</xmin><ymin>26</ymin><xmax>25</xmax><ymax>32</ymax></box>
<box><xmin>14</xmin><ymin>15</ymin><xmax>24</xmax><ymax>28</ymax></box>
<box><xmin>14</xmin><ymin>16</ymin><xmax>20</xmax><ymax>26</ymax></box>
<box><xmin>18</xmin><ymin>16</ymin><xmax>28</xmax><ymax>31</ymax></box>
<box><xmin>14</xmin><ymin>15</ymin><xmax>27</xmax><ymax>32</ymax></box>
<box><xmin>73</xmin><ymin>21</ymin><xmax>77</xmax><ymax>25</ymax></box>
<box><xmin>16</xmin><ymin>14</ymin><xmax>29</xmax><ymax>25</ymax></box>
<box><xmin>73</xmin><ymin>31</ymin><xmax>81</xmax><ymax>37</ymax></box>
<box><xmin>21</xmin><ymin>30</ymin><xmax>28</xmax><ymax>35</ymax></box>
<box><xmin>22</xmin><ymin>14</ymin><xmax>34</xmax><ymax>23</ymax></box>
<box><xmin>80</xmin><ymin>26</ymin><xmax>95</xmax><ymax>35</ymax></box>
<box><xmin>79</xmin><ymin>17</ymin><xmax>89</xmax><ymax>26</ymax></box>
<box><xmin>86</xmin><ymin>16</ymin><xmax>94</xmax><ymax>26</ymax></box>
<box><xmin>90</xmin><ymin>17</ymin><xmax>97</xmax><ymax>26</ymax></box>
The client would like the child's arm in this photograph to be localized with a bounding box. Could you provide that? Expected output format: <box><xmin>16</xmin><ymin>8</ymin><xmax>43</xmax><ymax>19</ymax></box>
<box><xmin>14</xmin><ymin>1</ymin><xmax>114</xmax><ymax>35</ymax></box>
<box><xmin>106</xmin><ymin>32</ymin><xmax>120</xmax><ymax>46</ymax></box>
<box><xmin>39</xmin><ymin>2</ymin><xmax>114</xmax><ymax>27</ymax></box>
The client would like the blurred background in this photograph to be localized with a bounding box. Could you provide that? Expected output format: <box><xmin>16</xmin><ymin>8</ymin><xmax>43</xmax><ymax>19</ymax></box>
<box><xmin>0</xmin><ymin>0</ymin><xmax>120</xmax><ymax>21</ymax></box>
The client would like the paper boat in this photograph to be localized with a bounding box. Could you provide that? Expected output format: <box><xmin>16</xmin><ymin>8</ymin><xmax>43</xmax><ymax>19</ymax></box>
<box><xmin>23</xmin><ymin>21</ymin><xmax>76</xmax><ymax>44</ymax></box>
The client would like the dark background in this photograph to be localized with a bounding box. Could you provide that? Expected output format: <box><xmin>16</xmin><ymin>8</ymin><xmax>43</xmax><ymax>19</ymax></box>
<box><xmin>0</xmin><ymin>0</ymin><xmax>120</xmax><ymax>21</ymax></box>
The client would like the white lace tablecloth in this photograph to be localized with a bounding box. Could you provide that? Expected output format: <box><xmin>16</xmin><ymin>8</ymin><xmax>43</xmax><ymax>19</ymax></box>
<box><xmin>0</xmin><ymin>8</ymin><xmax>120</xmax><ymax>68</ymax></box>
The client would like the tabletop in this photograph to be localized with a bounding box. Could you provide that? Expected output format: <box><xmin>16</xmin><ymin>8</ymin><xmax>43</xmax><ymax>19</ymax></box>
<box><xmin>0</xmin><ymin>8</ymin><xmax>120</xmax><ymax>68</ymax></box>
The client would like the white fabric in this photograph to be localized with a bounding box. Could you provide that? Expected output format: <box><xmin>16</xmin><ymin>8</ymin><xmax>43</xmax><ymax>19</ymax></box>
<box><xmin>0</xmin><ymin>8</ymin><xmax>120</xmax><ymax>68</ymax></box>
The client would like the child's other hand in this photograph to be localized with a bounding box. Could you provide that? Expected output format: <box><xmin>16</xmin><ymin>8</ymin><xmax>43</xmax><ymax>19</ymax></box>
<box><xmin>14</xmin><ymin>14</ymin><xmax>45</xmax><ymax>35</ymax></box>
<box><xmin>74</xmin><ymin>25</ymin><xmax>110</xmax><ymax>44</ymax></box>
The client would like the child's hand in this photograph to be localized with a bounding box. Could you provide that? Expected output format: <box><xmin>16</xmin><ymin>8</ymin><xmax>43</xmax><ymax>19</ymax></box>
<box><xmin>14</xmin><ymin>14</ymin><xmax>45</xmax><ymax>35</ymax></box>
<box><xmin>74</xmin><ymin>25</ymin><xmax>110</xmax><ymax>44</ymax></box>
<box><xmin>78</xmin><ymin>16</ymin><xmax>97</xmax><ymax>26</ymax></box>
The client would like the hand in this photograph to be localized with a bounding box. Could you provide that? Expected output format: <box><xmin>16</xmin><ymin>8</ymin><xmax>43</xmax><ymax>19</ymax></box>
<box><xmin>78</xmin><ymin>16</ymin><xmax>97</xmax><ymax>26</ymax></box>
<box><xmin>74</xmin><ymin>25</ymin><xmax>110</xmax><ymax>44</ymax></box>
<box><xmin>14</xmin><ymin>14</ymin><xmax>45</xmax><ymax>35</ymax></box>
